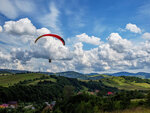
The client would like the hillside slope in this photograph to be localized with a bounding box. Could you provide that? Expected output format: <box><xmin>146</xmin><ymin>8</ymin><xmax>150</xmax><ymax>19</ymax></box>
<box><xmin>101</xmin><ymin>76</ymin><xmax>150</xmax><ymax>90</ymax></box>
<box><xmin>0</xmin><ymin>73</ymin><xmax>46</xmax><ymax>87</ymax></box>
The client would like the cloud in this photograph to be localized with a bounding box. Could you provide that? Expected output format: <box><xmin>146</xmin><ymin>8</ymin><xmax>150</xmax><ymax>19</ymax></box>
<box><xmin>39</xmin><ymin>2</ymin><xmax>61</xmax><ymax>34</ymax></box>
<box><xmin>1</xmin><ymin>30</ymin><xmax>150</xmax><ymax>73</ymax></box>
<box><xmin>0</xmin><ymin>0</ymin><xmax>37</xmax><ymax>19</ymax></box>
<box><xmin>0</xmin><ymin>26</ymin><xmax>2</xmax><ymax>32</ymax></box>
<box><xmin>3</xmin><ymin>18</ymin><xmax>36</xmax><ymax>35</ymax></box>
<box><xmin>36</xmin><ymin>28</ymin><xmax>51</xmax><ymax>36</ymax></box>
<box><xmin>1</xmin><ymin>18</ymin><xmax>150</xmax><ymax>73</ymax></box>
<box><xmin>0</xmin><ymin>51</ymin><xmax>11</xmax><ymax>63</ymax></box>
<box><xmin>0</xmin><ymin>18</ymin><xmax>50</xmax><ymax>44</ymax></box>
<box><xmin>11</xmin><ymin>48</ymin><xmax>33</xmax><ymax>64</ymax></box>
<box><xmin>71</xmin><ymin>42</ymin><xmax>93</xmax><ymax>71</ymax></box>
<box><xmin>14</xmin><ymin>0</ymin><xmax>36</xmax><ymax>13</ymax></box>
<box><xmin>142</xmin><ymin>32</ymin><xmax>150</xmax><ymax>40</ymax></box>
<box><xmin>0</xmin><ymin>0</ymin><xmax>18</xmax><ymax>19</ymax></box>
<box><xmin>1</xmin><ymin>18</ymin><xmax>52</xmax><ymax>46</ymax></box>
<box><xmin>31</xmin><ymin>38</ymin><xmax>72</xmax><ymax>61</ymax></box>
<box><xmin>76</xmin><ymin>33</ymin><xmax>101</xmax><ymax>45</ymax></box>
<box><xmin>4</xmin><ymin>17</ymin><xmax>72</xmax><ymax>64</ymax></box>
<box><xmin>142</xmin><ymin>41</ymin><xmax>150</xmax><ymax>54</ymax></box>
<box><xmin>125</xmin><ymin>23</ymin><xmax>141</xmax><ymax>33</ymax></box>
<box><xmin>107</xmin><ymin>33</ymin><xmax>132</xmax><ymax>53</ymax></box>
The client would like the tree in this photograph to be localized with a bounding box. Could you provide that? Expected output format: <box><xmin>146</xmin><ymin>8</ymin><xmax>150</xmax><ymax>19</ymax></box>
<box><xmin>146</xmin><ymin>91</ymin><xmax>150</xmax><ymax>106</ymax></box>
<box><xmin>63</xmin><ymin>85</ymin><xmax>74</xmax><ymax>99</ymax></box>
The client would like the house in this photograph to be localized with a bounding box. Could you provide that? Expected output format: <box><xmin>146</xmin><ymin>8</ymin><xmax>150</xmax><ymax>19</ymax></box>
<box><xmin>90</xmin><ymin>92</ymin><xmax>95</xmax><ymax>95</ymax></box>
<box><xmin>8</xmin><ymin>101</ymin><xmax>18</xmax><ymax>108</ymax></box>
<box><xmin>107</xmin><ymin>92</ymin><xmax>113</xmax><ymax>95</ymax></box>
<box><xmin>95</xmin><ymin>90</ymin><xmax>100</xmax><ymax>93</ymax></box>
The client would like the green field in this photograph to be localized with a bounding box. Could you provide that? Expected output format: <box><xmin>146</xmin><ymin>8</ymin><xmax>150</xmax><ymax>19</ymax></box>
<box><xmin>88</xmin><ymin>74</ymin><xmax>111</xmax><ymax>78</ymax></box>
<box><xmin>27</xmin><ymin>77</ymin><xmax>57</xmax><ymax>85</ymax></box>
<box><xmin>101</xmin><ymin>76</ymin><xmax>150</xmax><ymax>90</ymax></box>
<box><xmin>0</xmin><ymin>73</ymin><xmax>47</xmax><ymax>87</ymax></box>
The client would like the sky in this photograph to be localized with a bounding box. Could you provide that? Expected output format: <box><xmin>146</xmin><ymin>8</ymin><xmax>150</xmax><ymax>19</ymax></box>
<box><xmin>0</xmin><ymin>0</ymin><xmax>150</xmax><ymax>73</ymax></box>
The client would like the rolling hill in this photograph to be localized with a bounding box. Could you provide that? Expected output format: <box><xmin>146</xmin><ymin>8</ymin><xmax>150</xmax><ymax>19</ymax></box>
<box><xmin>100</xmin><ymin>76</ymin><xmax>150</xmax><ymax>90</ymax></box>
<box><xmin>0</xmin><ymin>73</ymin><xmax>46</xmax><ymax>87</ymax></box>
<box><xmin>0</xmin><ymin>71</ymin><xmax>150</xmax><ymax>91</ymax></box>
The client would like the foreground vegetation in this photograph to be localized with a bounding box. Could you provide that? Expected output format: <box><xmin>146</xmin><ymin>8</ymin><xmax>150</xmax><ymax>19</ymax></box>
<box><xmin>0</xmin><ymin>74</ymin><xmax>117</xmax><ymax>102</ymax></box>
<box><xmin>0</xmin><ymin>73</ymin><xmax>150</xmax><ymax>113</ymax></box>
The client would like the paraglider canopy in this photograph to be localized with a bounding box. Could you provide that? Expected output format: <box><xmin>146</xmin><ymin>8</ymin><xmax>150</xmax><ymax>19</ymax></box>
<box><xmin>35</xmin><ymin>34</ymin><xmax>65</xmax><ymax>45</ymax></box>
<box><xmin>35</xmin><ymin>34</ymin><xmax>65</xmax><ymax>63</ymax></box>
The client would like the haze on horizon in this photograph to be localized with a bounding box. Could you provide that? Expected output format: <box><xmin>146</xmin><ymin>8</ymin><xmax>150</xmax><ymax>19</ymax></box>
<box><xmin>0</xmin><ymin>0</ymin><xmax>150</xmax><ymax>73</ymax></box>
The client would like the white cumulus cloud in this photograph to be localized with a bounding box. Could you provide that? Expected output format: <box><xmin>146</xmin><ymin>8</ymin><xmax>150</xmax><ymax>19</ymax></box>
<box><xmin>126</xmin><ymin>23</ymin><xmax>141</xmax><ymax>33</ymax></box>
<box><xmin>1</xmin><ymin>18</ymin><xmax>150</xmax><ymax>73</ymax></box>
<box><xmin>3</xmin><ymin>18</ymin><xmax>36</xmax><ymax>35</ymax></box>
<box><xmin>36</xmin><ymin>28</ymin><xmax>51</xmax><ymax>36</ymax></box>
<box><xmin>142</xmin><ymin>32</ymin><xmax>150</xmax><ymax>40</ymax></box>
<box><xmin>107</xmin><ymin>33</ymin><xmax>132</xmax><ymax>53</ymax></box>
<box><xmin>0</xmin><ymin>51</ymin><xmax>11</xmax><ymax>63</ymax></box>
<box><xmin>76</xmin><ymin>33</ymin><xmax>101</xmax><ymax>45</ymax></box>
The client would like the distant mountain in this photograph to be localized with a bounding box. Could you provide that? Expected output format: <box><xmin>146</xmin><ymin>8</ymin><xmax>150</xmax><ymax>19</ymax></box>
<box><xmin>108</xmin><ymin>72</ymin><xmax>135</xmax><ymax>76</ymax></box>
<box><xmin>55</xmin><ymin>71</ymin><xmax>107</xmax><ymax>80</ymax></box>
<box><xmin>86</xmin><ymin>73</ymin><xmax>100</xmax><ymax>76</ymax></box>
<box><xmin>1</xmin><ymin>69</ymin><xmax>150</xmax><ymax>79</ymax></box>
<box><xmin>106</xmin><ymin>72</ymin><xmax>150</xmax><ymax>79</ymax></box>
<box><xmin>55</xmin><ymin>71</ymin><xmax>88</xmax><ymax>79</ymax></box>
<box><xmin>0</xmin><ymin>69</ymin><xmax>31</xmax><ymax>74</ymax></box>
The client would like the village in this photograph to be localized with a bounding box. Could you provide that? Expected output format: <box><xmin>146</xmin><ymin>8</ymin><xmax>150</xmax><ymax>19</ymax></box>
<box><xmin>0</xmin><ymin>100</ymin><xmax>56</xmax><ymax>111</ymax></box>
<box><xmin>0</xmin><ymin>90</ymin><xmax>114</xmax><ymax>111</ymax></box>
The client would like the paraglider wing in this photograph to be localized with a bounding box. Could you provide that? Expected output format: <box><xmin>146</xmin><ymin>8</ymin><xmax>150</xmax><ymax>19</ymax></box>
<box><xmin>35</xmin><ymin>34</ymin><xmax>65</xmax><ymax>45</ymax></box>
<box><xmin>35</xmin><ymin>34</ymin><xmax>65</xmax><ymax>63</ymax></box>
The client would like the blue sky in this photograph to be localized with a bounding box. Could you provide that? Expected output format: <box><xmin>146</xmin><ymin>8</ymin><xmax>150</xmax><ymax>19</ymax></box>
<box><xmin>0</xmin><ymin>0</ymin><xmax>150</xmax><ymax>73</ymax></box>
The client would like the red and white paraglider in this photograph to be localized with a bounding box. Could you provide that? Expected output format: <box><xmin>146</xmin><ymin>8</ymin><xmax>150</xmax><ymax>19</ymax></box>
<box><xmin>35</xmin><ymin>34</ymin><xmax>65</xmax><ymax>63</ymax></box>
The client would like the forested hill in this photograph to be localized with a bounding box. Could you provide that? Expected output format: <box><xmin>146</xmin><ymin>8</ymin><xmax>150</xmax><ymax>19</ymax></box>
<box><xmin>0</xmin><ymin>73</ymin><xmax>117</xmax><ymax>103</ymax></box>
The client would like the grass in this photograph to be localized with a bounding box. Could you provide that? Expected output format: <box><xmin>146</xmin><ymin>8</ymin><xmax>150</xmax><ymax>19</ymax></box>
<box><xmin>79</xmin><ymin>86</ymin><xmax>89</xmax><ymax>92</ymax></box>
<box><xmin>101</xmin><ymin>76</ymin><xmax>150</xmax><ymax>90</ymax></box>
<box><xmin>0</xmin><ymin>73</ymin><xmax>47</xmax><ymax>87</ymax></box>
<box><xmin>27</xmin><ymin>78</ymin><xmax>57</xmax><ymax>85</ymax></box>
<box><xmin>131</xmin><ymin>99</ymin><xmax>146</xmax><ymax>102</ymax></box>
<box><xmin>88</xmin><ymin>74</ymin><xmax>111</xmax><ymax>78</ymax></box>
